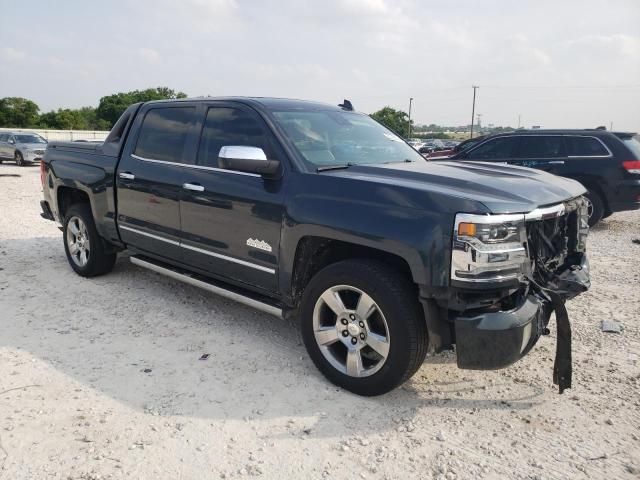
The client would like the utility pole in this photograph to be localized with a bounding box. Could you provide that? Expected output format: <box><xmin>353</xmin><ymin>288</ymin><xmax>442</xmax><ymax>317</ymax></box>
<box><xmin>407</xmin><ymin>97</ymin><xmax>413</xmax><ymax>138</ymax></box>
<box><xmin>610</xmin><ymin>121</ymin><xmax>613</xmax><ymax>131</ymax></box>
<box><xmin>517</xmin><ymin>114</ymin><xmax>521</xmax><ymax>129</ymax></box>
<box><xmin>470</xmin><ymin>86</ymin><xmax>478</xmax><ymax>138</ymax></box>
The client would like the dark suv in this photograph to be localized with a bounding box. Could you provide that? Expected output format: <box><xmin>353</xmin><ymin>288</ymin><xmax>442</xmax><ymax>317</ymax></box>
<box><xmin>446</xmin><ymin>130</ymin><xmax>640</xmax><ymax>225</ymax></box>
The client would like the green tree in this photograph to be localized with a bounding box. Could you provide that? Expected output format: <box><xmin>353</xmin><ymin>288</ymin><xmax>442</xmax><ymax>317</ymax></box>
<box><xmin>0</xmin><ymin>97</ymin><xmax>40</xmax><ymax>127</ymax></box>
<box><xmin>96</xmin><ymin>87</ymin><xmax>188</xmax><ymax>127</ymax></box>
<box><xmin>370</xmin><ymin>107</ymin><xmax>412</xmax><ymax>137</ymax></box>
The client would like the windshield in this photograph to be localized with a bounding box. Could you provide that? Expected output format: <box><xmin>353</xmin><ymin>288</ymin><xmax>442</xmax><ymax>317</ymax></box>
<box><xmin>271</xmin><ymin>110</ymin><xmax>425</xmax><ymax>167</ymax></box>
<box><xmin>15</xmin><ymin>134</ymin><xmax>46</xmax><ymax>144</ymax></box>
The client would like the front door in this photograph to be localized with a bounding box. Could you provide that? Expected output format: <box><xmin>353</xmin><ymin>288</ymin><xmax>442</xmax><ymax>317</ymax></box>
<box><xmin>179</xmin><ymin>103</ymin><xmax>285</xmax><ymax>292</ymax></box>
<box><xmin>116</xmin><ymin>104</ymin><xmax>197</xmax><ymax>261</ymax></box>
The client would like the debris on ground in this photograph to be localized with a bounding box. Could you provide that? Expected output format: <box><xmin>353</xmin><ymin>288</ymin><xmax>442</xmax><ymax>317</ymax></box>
<box><xmin>601</xmin><ymin>320</ymin><xmax>623</xmax><ymax>334</ymax></box>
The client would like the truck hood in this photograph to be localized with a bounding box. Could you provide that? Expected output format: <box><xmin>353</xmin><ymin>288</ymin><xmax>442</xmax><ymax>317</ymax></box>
<box><xmin>327</xmin><ymin>160</ymin><xmax>586</xmax><ymax>214</ymax></box>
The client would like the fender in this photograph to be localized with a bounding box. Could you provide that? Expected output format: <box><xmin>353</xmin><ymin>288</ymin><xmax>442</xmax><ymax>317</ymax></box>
<box><xmin>50</xmin><ymin>158</ymin><xmax>118</xmax><ymax>242</ymax></box>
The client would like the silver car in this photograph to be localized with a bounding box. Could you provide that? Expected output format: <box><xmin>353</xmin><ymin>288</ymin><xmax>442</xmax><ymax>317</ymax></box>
<box><xmin>0</xmin><ymin>131</ymin><xmax>48</xmax><ymax>166</ymax></box>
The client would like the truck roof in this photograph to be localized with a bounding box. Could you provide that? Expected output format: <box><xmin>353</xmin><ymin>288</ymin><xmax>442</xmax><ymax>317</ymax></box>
<box><xmin>142</xmin><ymin>96</ymin><xmax>351</xmax><ymax>112</ymax></box>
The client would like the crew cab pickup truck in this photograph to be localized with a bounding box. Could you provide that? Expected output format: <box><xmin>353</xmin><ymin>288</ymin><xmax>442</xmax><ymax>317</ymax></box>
<box><xmin>40</xmin><ymin>97</ymin><xmax>590</xmax><ymax>396</ymax></box>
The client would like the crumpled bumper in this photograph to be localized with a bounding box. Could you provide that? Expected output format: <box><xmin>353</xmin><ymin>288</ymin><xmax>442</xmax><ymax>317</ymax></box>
<box><xmin>455</xmin><ymin>254</ymin><xmax>589</xmax><ymax>371</ymax></box>
<box><xmin>454</xmin><ymin>293</ymin><xmax>546</xmax><ymax>369</ymax></box>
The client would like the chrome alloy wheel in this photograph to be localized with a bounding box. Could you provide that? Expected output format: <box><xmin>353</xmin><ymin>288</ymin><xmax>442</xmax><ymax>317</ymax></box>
<box><xmin>66</xmin><ymin>216</ymin><xmax>91</xmax><ymax>267</ymax></box>
<box><xmin>312</xmin><ymin>285</ymin><xmax>390</xmax><ymax>378</ymax></box>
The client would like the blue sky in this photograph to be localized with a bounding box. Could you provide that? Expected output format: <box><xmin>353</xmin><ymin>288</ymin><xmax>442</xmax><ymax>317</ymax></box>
<box><xmin>1</xmin><ymin>0</ymin><xmax>639</xmax><ymax>130</ymax></box>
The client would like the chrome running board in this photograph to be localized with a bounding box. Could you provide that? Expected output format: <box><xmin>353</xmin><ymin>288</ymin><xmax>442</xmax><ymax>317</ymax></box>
<box><xmin>130</xmin><ymin>256</ymin><xmax>283</xmax><ymax>318</ymax></box>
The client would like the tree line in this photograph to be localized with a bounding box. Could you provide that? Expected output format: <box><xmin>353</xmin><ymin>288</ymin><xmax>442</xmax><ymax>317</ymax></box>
<box><xmin>0</xmin><ymin>90</ymin><xmax>509</xmax><ymax>138</ymax></box>
<box><xmin>0</xmin><ymin>87</ymin><xmax>187</xmax><ymax>131</ymax></box>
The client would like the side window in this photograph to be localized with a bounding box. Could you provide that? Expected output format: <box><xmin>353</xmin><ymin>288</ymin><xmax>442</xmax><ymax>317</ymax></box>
<box><xmin>514</xmin><ymin>136</ymin><xmax>565</xmax><ymax>158</ymax></box>
<box><xmin>566</xmin><ymin>136</ymin><xmax>609</xmax><ymax>157</ymax></box>
<box><xmin>466</xmin><ymin>137</ymin><xmax>518</xmax><ymax>160</ymax></box>
<box><xmin>134</xmin><ymin>107</ymin><xmax>194</xmax><ymax>163</ymax></box>
<box><xmin>0</xmin><ymin>134</ymin><xmax>7</xmax><ymax>142</ymax></box>
<box><xmin>197</xmin><ymin>107</ymin><xmax>269</xmax><ymax>168</ymax></box>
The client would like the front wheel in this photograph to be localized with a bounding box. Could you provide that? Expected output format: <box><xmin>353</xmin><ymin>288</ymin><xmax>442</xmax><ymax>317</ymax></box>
<box><xmin>15</xmin><ymin>151</ymin><xmax>25</xmax><ymax>166</ymax></box>
<box><xmin>300</xmin><ymin>259</ymin><xmax>428</xmax><ymax>396</ymax></box>
<box><xmin>63</xmin><ymin>203</ymin><xmax>116</xmax><ymax>277</ymax></box>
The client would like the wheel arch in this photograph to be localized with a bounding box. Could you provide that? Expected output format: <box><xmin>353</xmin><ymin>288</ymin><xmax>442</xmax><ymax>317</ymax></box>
<box><xmin>56</xmin><ymin>185</ymin><xmax>92</xmax><ymax>222</ymax></box>
<box><xmin>287</xmin><ymin>235</ymin><xmax>419</xmax><ymax>307</ymax></box>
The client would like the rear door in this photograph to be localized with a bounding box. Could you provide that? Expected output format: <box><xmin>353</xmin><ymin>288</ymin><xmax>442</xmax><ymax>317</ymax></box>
<box><xmin>510</xmin><ymin>135</ymin><xmax>568</xmax><ymax>175</ymax></box>
<box><xmin>179</xmin><ymin>102</ymin><xmax>286</xmax><ymax>292</ymax></box>
<box><xmin>116</xmin><ymin>103</ymin><xmax>198</xmax><ymax>261</ymax></box>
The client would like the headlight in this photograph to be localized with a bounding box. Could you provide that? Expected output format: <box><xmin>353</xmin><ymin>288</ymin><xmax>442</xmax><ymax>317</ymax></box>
<box><xmin>451</xmin><ymin>213</ymin><xmax>529</xmax><ymax>283</ymax></box>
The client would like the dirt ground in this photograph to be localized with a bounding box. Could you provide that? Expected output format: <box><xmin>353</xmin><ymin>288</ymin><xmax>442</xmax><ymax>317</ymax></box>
<box><xmin>1</xmin><ymin>163</ymin><xmax>639</xmax><ymax>480</ymax></box>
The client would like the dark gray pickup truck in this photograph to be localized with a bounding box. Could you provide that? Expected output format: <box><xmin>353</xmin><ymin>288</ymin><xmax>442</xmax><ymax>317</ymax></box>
<box><xmin>40</xmin><ymin>97</ymin><xmax>590</xmax><ymax>395</ymax></box>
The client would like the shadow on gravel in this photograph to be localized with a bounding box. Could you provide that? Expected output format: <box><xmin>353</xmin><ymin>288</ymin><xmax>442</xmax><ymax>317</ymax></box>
<box><xmin>1</xmin><ymin>236</ymin><xmax>542</xmax><ymax>438</ymax></box>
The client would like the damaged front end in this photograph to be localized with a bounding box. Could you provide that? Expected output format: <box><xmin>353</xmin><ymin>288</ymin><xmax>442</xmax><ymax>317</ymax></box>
<box><xmin>448</xmin><ymin>197</ymin><xmax>590</xmax><ymax>393</ymax></box>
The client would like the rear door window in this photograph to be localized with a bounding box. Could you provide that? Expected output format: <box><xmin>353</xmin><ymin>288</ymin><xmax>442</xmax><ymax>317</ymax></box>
<box><xmin>465</xmin><ymin>136</ymin><xmax>518</xmax><ymax>160</ymax></box>
<box><xmin>514</xmin><ymin>136</ymin><xmax>565</xmax><ymax>158</ymax></box>
<box><xmin>134</xmin><ymin>107</ymin><xmax>195</xmax><ymax>163</ymax></box>
<box><xmin>565</xmin><ymin>136</ymin><xmax>610</xmax><ymax>157</ymax></box>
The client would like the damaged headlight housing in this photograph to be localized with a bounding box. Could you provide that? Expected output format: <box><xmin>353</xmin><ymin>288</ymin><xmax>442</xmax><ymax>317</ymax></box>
<box><xmin>451</xmin><ymin>213</ymin><xmax>529</xmax><ymax>283</ymax></box>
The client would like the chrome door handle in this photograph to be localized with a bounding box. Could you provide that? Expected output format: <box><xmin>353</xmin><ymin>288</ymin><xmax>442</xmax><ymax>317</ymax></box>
<box><xmin>119</xmin><ymin>172</ymin><xmax>135</xmax><ymax>180</ymax></box>
<box><xmin>548</xmin><ymin>161</ymin><xmax>565</xmax><ymax>165</ymax></box>
<box><xmin>183</xmin><ymin>183</ymin><xmax>205</xmax><ymax>192</ymax></box>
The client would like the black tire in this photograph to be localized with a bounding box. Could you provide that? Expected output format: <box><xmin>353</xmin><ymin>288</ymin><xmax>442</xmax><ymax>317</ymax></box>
<box><xmin>15</xmin><ymin>151</ymin><xmax>25</xmax><ymax>166</ymax></box>
<box><xmin>63</xmin><ymin>203</ymin><xmax>116</xmax><ymax>277</ymax></box>
<box><xmin>300</xmin><ymin>259</ymin><xmax>428</xmax><ymax>396</ymax></box>
<box><xmin>584</xmin><ymin>189</ymin><xmax>604</xmax><ymax>227</ymax></box>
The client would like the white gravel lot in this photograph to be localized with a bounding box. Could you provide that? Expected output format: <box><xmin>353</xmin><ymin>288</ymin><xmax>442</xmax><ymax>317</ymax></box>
<box><xmin>1</xmin><ymin>163</ymin><xmax>639</xmax><ymax>480</ymax></box>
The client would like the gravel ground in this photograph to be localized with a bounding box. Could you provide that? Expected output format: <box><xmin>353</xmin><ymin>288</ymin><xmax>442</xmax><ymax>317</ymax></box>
<box><xmin>1</xmin><ymin>163</ymin><xmax>639</xmax><ymax>480</ymax></box>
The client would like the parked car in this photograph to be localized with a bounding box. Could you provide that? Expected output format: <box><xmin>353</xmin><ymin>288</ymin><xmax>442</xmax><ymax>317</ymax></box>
<box><xmin>443</xmin><ymin>130</ymin><xmax>640</xmax><ymax>226</ymax></box>
<box><xmin>0</xmin><ymin>131</ymin><xmax>48</xmax><ymax>166</ymax></box>
<box><xmin>40</xmin><ymin>98</ymin><xmax>590</xmax><ymax>396</ymax></box>
<box><xmin>417</xmin><ymin>139</ymin><xmax>447</xmax><ymax>154</ymax></box>
<box><xmin>424</xmin><ymin>136</ymin><xmax>486</xmax><ymax>159</ymax></box>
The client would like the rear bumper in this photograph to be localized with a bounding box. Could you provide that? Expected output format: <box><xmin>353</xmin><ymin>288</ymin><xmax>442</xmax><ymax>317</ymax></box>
<box><xmin>40</xmin><ymin>200</ymin><xmax>55</xmax><ymax>221</ymax></box>
<box><xmin>608</xmin><ymin>179</ymin><xmax>640</xmax><ymax>213</ymax></box>
<box><xmin>454</xmin><ymin>293</ymin><xmax>548</xmax><ymax>370</ymax></box>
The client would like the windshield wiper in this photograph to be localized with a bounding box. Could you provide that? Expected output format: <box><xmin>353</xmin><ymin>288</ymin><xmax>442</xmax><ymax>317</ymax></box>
<box><xmin>316</xmin><ymin>163</ymin><xmax>353</xmax><ymax>172</ymax></box>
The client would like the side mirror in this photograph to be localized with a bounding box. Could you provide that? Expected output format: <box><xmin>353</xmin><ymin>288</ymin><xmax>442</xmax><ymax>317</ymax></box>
<box><xmin>8</xmin><ymin>139</ymin><xmax>15</xmax><ymax>145</ymax></box>
<box><xmin>218</xmin><ymin>146</ymin><xmax>280</xmax><ymax>177</ymax></box>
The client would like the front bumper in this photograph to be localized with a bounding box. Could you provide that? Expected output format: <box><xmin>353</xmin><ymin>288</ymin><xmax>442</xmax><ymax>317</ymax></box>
<box><xmin>454</xmin><ymin>254</ymin><xmax>590</xmax><ymax>370</ymax></box>
<box><xmin>454</xmin><ymin>293</ymin><xmax>547</xmax><ymax>369</ymax></box>
<box><xmin>23</xmin><ymin>151</ymin><xmax>44</xmax><ymax>163</ymax></box>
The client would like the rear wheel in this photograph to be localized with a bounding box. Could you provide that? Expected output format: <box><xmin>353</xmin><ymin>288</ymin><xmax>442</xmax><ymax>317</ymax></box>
<box><xmin>584</xmin><ymin>189</ymin><xmax>604</xmax><ymax>226</ymax></box>
<box><xmin>300</xmin><ymin>259</ymin><xmax>428</xmax><ymax>396</ymax></box>
<box><xmin>63</xmin><ymin>203</ymin><xmax>116</xmax><ymax>277</ymax></box>
<box><xmin>15</xmin><ymin>151</ymin><xmax>25</xmax><ymax>166</ymax></box>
